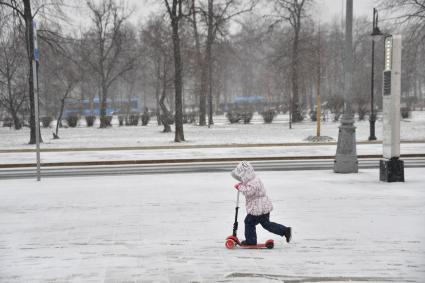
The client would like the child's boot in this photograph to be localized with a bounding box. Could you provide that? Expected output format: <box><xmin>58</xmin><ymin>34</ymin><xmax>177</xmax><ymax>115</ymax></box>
<box><xmin>284</xmin><ymin>227</ymin><xmax>292</xmax><ymax>243</ymax></box>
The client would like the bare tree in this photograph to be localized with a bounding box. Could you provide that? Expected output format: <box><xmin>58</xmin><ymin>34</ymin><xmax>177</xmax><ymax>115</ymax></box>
<box><xmin>380</xmin><ymin>0</ymin><xmax>425</xmax><ymax>108</ymax></box>
<box><xmin>159</xmin><ymin>57</ymin><xmax>174</xmax><ymax>132</ymax></box>
<box><xmin>83</xmin><ymin>0</ymin><xmax>136</xmax><ymax>128</ymax></box>
<box><xmin>0</xmin><ymin>10</ymin><xmax>27</xmax><ymax>129</ymax></box>
<box><xmin>213</xmin><ymin>39</ymin><xmax>236</xmax><ymax>112</ymax></box>
<box><xmin>382</xmin><ymin>0</ymin><xmax>425</xmax><ymax>36</ymax></box>
<box><xmin>351</xmin><ymin>17</ymin><xmax>374</xmax><ymax>120</ymax></box>
<box><xmin>164</xmin><ymin>0</ymin><xmax>186</xmax><ymax>142</ymax></box>
<box><xmin>141</xmin><ymin>17</ymin><xmax>174</xmax><ymax>131</ymax></box>
<box><xmin>39</xmin><ymin>34</ymin><xmax>80</xmax><ymax>139</ymax></box>
<box><xmin>233</xmin><ymin>17</ymin><xmax>268</xmax><ymax>103</ymax></box>
<box><xmin>190</xmin><ymin>0</ymin><xmax>204</xmax><ymax>123</ymax></box>
<box><xmin>0</xmin><ymin>0</ymin><xmax>66</xmax><ymax>142</ymax></box>
<box><xmin>273</xmin><ymin>0</ymin><xmax>313</xmax><ymax>123</ymax></box>
<box><xmin>191</xmin><ymin>0</ymin><xmax>257</xmax><ymax>126</ymax></box>
<box><xmin>0</xmin><ymin>0</ymin><xmax>40</xmax><ymax>142</ymax></box>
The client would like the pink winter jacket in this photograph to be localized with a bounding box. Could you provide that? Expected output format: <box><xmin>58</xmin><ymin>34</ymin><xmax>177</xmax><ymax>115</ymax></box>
<box><xmin>231</xmin><ymin>161</ymin><xmax>273</xmax><ymax>216</ymax></box>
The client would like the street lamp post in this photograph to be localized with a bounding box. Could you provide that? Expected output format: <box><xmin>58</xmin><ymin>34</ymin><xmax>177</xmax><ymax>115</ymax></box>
<box><xmin>369</xmin><ymin>8</ymin><xmax>382</xmax><ymax>141</ymax></box>
<box><xmin>334</xmin><ymin>0</ymin><xmax>358</xmax><ymax>173</ymax></box>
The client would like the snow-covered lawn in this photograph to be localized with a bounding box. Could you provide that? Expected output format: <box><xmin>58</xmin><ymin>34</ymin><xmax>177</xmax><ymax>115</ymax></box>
<box><xmin>1</xmin><ymin>143</ymin><xmax>425</xmax><ymax>165</ymax></box>
<box><xmin>1</xmin><ymin>169</ymin><xmax>424</xmax><ymax>282</ymax></box>
<box><xmin>1</xmin><ymin>112</ymin><xmax>424</xmax><ymax>150</ymax></box>
<box><xmin>1</xmin><ymin>112</ymin><xmax>424</xmax><ymax>165</ymax></box>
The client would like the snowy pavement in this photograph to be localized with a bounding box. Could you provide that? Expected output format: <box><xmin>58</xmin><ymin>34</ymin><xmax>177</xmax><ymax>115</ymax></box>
<box><xmin>1</xmin><ymin>143</ymin><xmax>425</xmax><ymax>165</ymax></box>
<box><xmin>1</xmin><ymin>169</ymin><xmax>424</xmax><ymax>282</ymax></box>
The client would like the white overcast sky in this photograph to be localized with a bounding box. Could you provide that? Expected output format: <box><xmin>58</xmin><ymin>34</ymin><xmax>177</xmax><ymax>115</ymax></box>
<box><xmin>130</xmin><ymin>0</ymin><xmax>381</xmax><ymax>23</ymax></box>
<box><xmin>64</xmin><ymin>0</ymin><xmax>382</xmax><ymax>32</ymax></box>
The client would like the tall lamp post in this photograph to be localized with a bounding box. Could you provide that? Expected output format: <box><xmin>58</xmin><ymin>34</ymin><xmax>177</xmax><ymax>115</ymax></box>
<box><xmin>369</xmin><ymin>8</ymin><xmax>383</xmax><ymax>141</ymax></box>
<box><xmin>334</xmin><ymin>0</ymin><xmax>358</xmax><ymax>173</ymax></box>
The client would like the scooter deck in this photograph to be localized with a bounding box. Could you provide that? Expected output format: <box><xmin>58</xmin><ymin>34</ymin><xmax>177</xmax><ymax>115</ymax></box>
<box><xmin>225</xmin><ymin>236</ymin><xmax>274</xmax><ymax>249</ymax></box>
<box><xmin>239</xmin><ymin>242</ymin><xmax>273</xmax><ymax>249</ymax></box>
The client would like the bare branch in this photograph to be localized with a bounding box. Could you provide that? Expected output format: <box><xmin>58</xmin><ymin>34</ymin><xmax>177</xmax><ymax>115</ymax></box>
<box><xmin>0</xmin><ymin>1</ymin><xmax>25</xmax><ymax>18</ymax></box>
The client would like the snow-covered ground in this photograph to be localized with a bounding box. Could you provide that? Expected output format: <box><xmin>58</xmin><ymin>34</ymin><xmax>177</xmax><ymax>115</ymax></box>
<box><xmin>1</xmin><ymin>143</ymin><xmax>425</xmax><ymax>165</ymax></box>
<box><xmin>1</xmin><ymin>169</ymin><xmax>424</xmax><ymax>282</ymax></box>
<box><xmin>1</xmin><ymin>112</ymin><xmax>424</xmax><ymax>150</ymax></box>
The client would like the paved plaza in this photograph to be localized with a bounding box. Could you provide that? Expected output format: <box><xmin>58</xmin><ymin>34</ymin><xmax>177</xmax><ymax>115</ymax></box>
<box><xmin>1</xmin><ymin>169</ymin><xmax>424</xmax><ymax>282</ymax></box>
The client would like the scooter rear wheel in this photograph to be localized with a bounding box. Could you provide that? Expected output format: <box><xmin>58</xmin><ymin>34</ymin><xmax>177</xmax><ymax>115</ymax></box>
<box><xmin>265</xmin><ymin>240</ymin><xmax>274</xmax><ymax>249</ymax></box>
<box><xmin>225</xmin><ymin>239</ymin><xmax>236</xmax><ymax>249</ymax></box>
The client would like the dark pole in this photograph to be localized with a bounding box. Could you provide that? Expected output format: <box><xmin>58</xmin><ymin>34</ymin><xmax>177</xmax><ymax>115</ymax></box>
<box><xmin>289</xmin><ymin>92</ymin><xmax>292</xmax><ymax>129</ymax></box>
<box><xmin>369</xmin><ymin>8</ymin><xmax>378</xmax><ymax>141</ymax></box>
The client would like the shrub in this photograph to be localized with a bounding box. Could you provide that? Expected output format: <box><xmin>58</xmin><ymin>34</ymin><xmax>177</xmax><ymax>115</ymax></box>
<box><xmin>41</xmin><ymin>116</ymin><xmax>53</xmax><ymax>128</ymax></box>
<box><xmin>100</xmin><ymin>116</ymin><xmax>112</xmax><ymax>127</ymax></box>
<box><xmin>401</xmin><ymin>107</ymin><xmax>411</xmax><ymax>119</ymax></box>
<box><xmin>183</xmin><ymin>112</ymin><xmax>196</xmax><ymax>124</ymax></box>
<box><xmin>291</xmin><ymin>111</ymin><xmax>304</xmax><ymax>123</ymax></box>
<box><xmin>118</xmin><ymin>115</ymin><xmax>124</xmax><ymax>126</ymax></box>
<box><xmin>161</xmin><ymin>114</ymin><xmax>174</xmax><ymax>125</ymax></box>
<box><xmin>241</xmin><ymin>112</ymin><xmax>253</xmax><ymax>124</ymax></box>
<box><xmin>159</xmin><ymin>114</ymin><xmax>174</xmax><ymax>132</ymax></box>
<box><xmin>225</xmin><ymin>111</ymin><xmax>253</xmax><ymax>124</ymax></box>
<box><xmin>327</xmin><ymin>95</ymin><xmax>344</xmax><ymax>122</ymax></box>
<box><xmin>261</xmin><ymin>110</ymin><xmax>277</xmax><ymax>123</ymax></box>
<box><xmin>309</xmin><ymin>110</ymin><xmax>317</xmax><ymax>122</ymax></box>
<box><xmin>357</xmin><ymin>106</ymin><xmax>368</xmax><ymax>121</ymax></box>
<box><xmin>2</xmin><ymin>117</ymin><xmax>13</xmax><ymax>127</ymax></box>
<box><xmin>279</xmin><ymin>105</ymin><xmax>289</xmax><ymax>114</ymax></box>
<box><xmin>126</xmin><ymin>114</ymin><xmax>139</xmax><ymax>126</ymax></box>
<box><xmin>66</xmin><ymin>115</ymin><xmax>79</xmax><ymax>128</ymax></box>
<box><xmin>333</xmin><ymin>112</ymin><xmax>342</xmax><ymax>122</ymax></box>
<box><xmin>226</xmin><ymin>111</ymin><xmax>241</xmax><ymax>124</ymax></box>
<box><xmin>141</xmin><ymin>113</ymin><xmax>150</xmax><ymax>126</ymax></box>
<box><xmin>85</xmin><ymin>115</ymin><xmax>96</xmax><ymax>127</ymax></box>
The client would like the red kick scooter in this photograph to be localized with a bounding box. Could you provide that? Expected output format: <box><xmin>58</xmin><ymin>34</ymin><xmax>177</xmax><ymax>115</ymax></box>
<box><xmin>225</xmin><ymin>190</ymin><xmax>274</xmax><ymax>249</ymax></box>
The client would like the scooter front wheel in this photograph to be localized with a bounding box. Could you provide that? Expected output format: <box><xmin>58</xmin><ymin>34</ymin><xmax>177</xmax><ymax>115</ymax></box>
<box><xmin>225</xmin><ymin>239</ymin><xmax>236</xmax><ymax>249</ymax></box>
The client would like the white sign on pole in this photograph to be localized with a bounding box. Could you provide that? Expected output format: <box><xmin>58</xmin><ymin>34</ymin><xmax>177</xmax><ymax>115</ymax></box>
<box><xmin>382</xmin><ymin>35</ymin><xmax>402</xmax><ymax>159</ymax></box>
<box><xmin>380</xmin><ymin>34</ymin><xmax>404</xmax><ymax>182</ymax></box>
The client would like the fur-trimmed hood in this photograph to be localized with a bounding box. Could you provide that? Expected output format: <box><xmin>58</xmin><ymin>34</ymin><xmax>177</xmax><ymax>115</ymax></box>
<box><xmin>231</xmin><ymin>161</ymin><xmax>273</xmax><ymax>216</ymax></box>
<box><xmin>231</xmin><ymin>161</ymin><xmax>256</xmax><ymax>184</ymax></box>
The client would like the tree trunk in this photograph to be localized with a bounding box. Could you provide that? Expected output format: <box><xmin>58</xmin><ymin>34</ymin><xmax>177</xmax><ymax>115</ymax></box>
<box><xmin>215</xmin><ymin>88</ymin><xmax>220</xmax><ymax>114</ymax></box>
<box><xmin>207</xmin><ymin>0</ymin><xmax>214</xmax><ymax>126</ymax></box>
<box><xmin>171</xmin><ymin>18</ymin><xmax>185</xmax><ymax>142</ymax></box>
<box><xmin>160</xmin><ymin>60</ymin><xmax>171</xmax><ymax>133</ymax></box>
<box><xmin>192</xmin><ymin>0</ymin><xmax>207</xmax><ymax>126</ymax></box>
<box><xmin>54</xmin><ymin>98</ymin><xmax>66</xmax><ymax>139</ymax></box>
<box><xmin>11</xmin><ymin>111</ymin><xmax>21</xmax><ymax>130</ymax></box>
<box><xmin>23</xmin><ymin>0</ymin><xmax>41</xmax><ymax>143</ymax></box>
<box><xmin>159</xmin><ymin>93</ymin><xmax>171</xmax><ymax>133</ymax></box>
<box><xmin>8</xmin><ymin>84</ymin><xmax>22</xmax><ymax>130</ymax></box>
<box><xmin>100</xmin><ymin>80</ymin><xmax>109</xmax><ymax>128</ymax></box>
<box><xmin>290</xmin><ymin>25</ymin><xmax>303</xmax><ymax>123</ymax></box>
<box><xmin>55</xmin><ymin>83</ymin><xmax>74</xmax><ymax>139</ymax></box>
<box><xmin>223</xmin><ymin>66</ymin><xmax>229</xmax><ymax>110</ymax></box>
<box><xmin>199</xmin><ymin>60</ymin><xmax>208</xmax><ymax>126</ymax></box>
<box><xmin>421</xmin><ymin>75</ymin><xmax>424</xmax><ymax>110</ymax></box>
<box><xmin>155</xmin><ymin>56</ymin><xmax>162</xmax><ymax>125</ymax></box>
<box><xmin>316</xmin><ymin>59</ymin><xmax>321</xmax><ymax>137</ymax></box>
<box><xmin>6</xmin><ymin>69</ymin><xmax>22</xmax><ymax>130</ymax></box>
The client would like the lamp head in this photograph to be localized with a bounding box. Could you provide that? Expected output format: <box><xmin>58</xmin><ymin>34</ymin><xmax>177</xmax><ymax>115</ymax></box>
<box><xmin>372</xmin><ymin>26</ymin><xmax>383</xmax><ymax>37</ymax></box>
<box><xmin>371</xmin><ymin>26</ymin><xmax>385</xmax><ymax>42</ymax></box>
